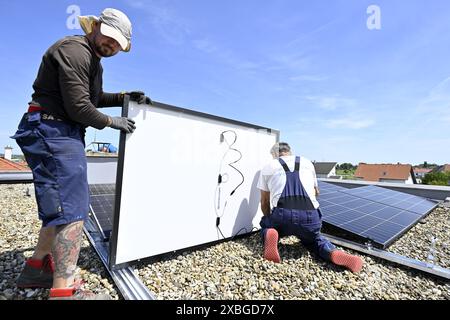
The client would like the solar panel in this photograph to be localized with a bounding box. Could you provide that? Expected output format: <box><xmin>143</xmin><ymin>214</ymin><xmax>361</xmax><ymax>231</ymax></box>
<box><xmin>339</xmin><ymin>185</ymin><xmax>437</xmax><ymax>215</ymax></box>
<box><xmin>89</xmin><ymin>184</ymin><xmax>116</xmax><ymax>196</ymax></box>
<box><xmin>89</xmin><ymin>184</ymin><xmax>116</xmax><ymax>236</ymax></box>
<box><xmin>317</xmin><ymin>181</ymin><xmax>347</xmax><ymax>195</ymax></box>
<box><xmin>317</xmin><ymin>181</ymin><xmax>437</xmax><ymax>248</ymax></box>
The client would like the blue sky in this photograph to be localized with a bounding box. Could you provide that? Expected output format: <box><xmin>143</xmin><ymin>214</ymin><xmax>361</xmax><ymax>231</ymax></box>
<box><xmin>0</xmin><ymin>0</ymin><xmax>449</xmax><ymax>165</ymax></box>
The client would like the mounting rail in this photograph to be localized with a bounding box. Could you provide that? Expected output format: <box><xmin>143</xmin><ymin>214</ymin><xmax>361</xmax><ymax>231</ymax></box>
<box><xmin>84</xmin><ymin>218</ymin><xmax>156</xmax><ymax>300</ymax></box>
<box><xmin>324</xmin><ymin>233</ymin><xmax>450</xmax><ymax>281</ymax></box>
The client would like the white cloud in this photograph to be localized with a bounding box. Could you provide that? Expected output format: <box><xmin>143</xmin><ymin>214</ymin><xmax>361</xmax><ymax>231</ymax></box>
<box><xmin>286</xmin><ymin>18</ymin><xmax>341</xmax><ymax>49</ymax></box>
<box><xmin>192</xmin><ymin>39</ymin><xmax>218</xmax><ymax>54</ymax></box>
<box><xmin>305</xmin><ymin>95</ymin><xmax>357</xmax><ymax>111</ymax></box>
<box><xmin>326</xmin><ymin>117</ymin><xmax>375</xmax><ymax>129</ymax></box>
<box><xmin>416</xmin><ymin>77</ymin><xmax>450</xmax><ymax>122</ymax></box>
<box><xmin>289</xmin><ymin>75</ymin><xmax>328</xmax><ymax>82</ymax></box>
<box><xmin>267</xmin><ymin>52</ymin><xmax>311</xmax><ymax>72</ymax></box>
<box><xmin>192</xmin><ymin>38</ymin><xmax>261</xmax><ymax>72</ymax></box>
<box><xmin>127</xmin><ymin>0</ymin><xmax>191</xmax><ymax>45</ymax></box>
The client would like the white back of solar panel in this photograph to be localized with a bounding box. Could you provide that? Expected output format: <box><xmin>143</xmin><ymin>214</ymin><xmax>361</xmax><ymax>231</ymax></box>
<box><xmin>114</xmin><ymin>101</ymin><xmax>278</xmax><ymax>265</ymax></box>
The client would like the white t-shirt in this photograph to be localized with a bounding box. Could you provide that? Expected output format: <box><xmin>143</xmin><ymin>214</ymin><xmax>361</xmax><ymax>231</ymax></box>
<box><xmin>257</xmin><ymin>155</ymin><xmax>319</xmax><ymax>209</ymax></box>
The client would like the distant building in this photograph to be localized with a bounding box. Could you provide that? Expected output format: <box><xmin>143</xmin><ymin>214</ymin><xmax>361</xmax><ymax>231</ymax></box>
<box><xmin>355</xmin><ymin>163</ymin><xmax>417</xmax><ymax>184</ymax></box>
<box><xmin>413</xmin><ymin>168</ymin><xmax>433</xmax><ymax>179</ymax></box>
<box><xmin>432</xmin><ymin>164</ymin><xmax>450</xmax><ymax>173</ymax></box>
<box><xmin>313</xmin><ymin>162</ymin><xmax>337</xmax><ymax>179</ymax></box>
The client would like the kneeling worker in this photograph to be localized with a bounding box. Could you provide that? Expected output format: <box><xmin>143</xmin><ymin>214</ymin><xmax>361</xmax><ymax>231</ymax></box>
<box><xmin>257</xmin><ymin>142</ymin><xmax>363</xmax><ymax>273</ymax></box>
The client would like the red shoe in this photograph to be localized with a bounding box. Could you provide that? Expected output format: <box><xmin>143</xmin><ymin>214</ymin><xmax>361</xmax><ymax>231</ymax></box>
<box><xmin>330</xmin><ymin>250</ymin><xmax>363</xmax><ymax>273</ymax></box>
<box><xmin>17</xmin><ymin>254</ymin><xmax>55</xmax><ymax>288</ymax></box>
<box><xmin>49</xmin><ymin>280</ymin><xmax>110</xmax><ymax>300</ymax></box>
<box><xmin>264</xmin><ymin>229</ymin><xmax>280</xmax><ymax>263</ymax></box>
<box><xmin>49</xmin><ymin>288</ymin><xmax>111</xmax><ymax>300</ymax></box>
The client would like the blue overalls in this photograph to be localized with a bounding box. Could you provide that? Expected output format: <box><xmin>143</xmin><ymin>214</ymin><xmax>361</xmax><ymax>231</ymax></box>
<box><xmin>11</xmin><ymin>110</ymin><xmax>89</xmax><ymax>227</ymax></box>
<box><xmin>260</xmin><ymin>156</ymin><xmax>336</xmax><ymax>261</ymax></box>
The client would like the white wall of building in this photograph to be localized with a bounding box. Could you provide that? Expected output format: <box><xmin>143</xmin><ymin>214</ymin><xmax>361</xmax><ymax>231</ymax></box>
<box><xmin>329</xmin><ymin>166</ymin><xmax>336</xmax><ymax>177</ymax></box>
<box><xmin>379</xmin><ymin>176</ymin><xmax>414</xmax><ymax>184</ymax></box>
<box><xmin>405</xmin><ymin>175</ymin><xmax>414</xmax><ymax>184</ymax></box>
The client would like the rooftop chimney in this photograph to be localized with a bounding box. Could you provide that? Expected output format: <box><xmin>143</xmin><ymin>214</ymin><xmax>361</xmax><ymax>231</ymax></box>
<box><xmin>4</xmin><ymin>146</ymin><xmax>12</xmax><ymax>161</ymax></box>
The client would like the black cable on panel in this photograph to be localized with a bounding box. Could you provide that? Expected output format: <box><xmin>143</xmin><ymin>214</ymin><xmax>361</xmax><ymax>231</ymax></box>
<box><xmin>215</xmin><ymin>130</ymin><xmax>245</xmax><ymax>239</ymax></box>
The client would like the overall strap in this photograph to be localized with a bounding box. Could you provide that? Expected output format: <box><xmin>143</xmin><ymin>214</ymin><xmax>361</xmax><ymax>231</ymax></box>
<box><xmin>294</xmin><ymin>156</ymin><xmax>300</xmax><ymax>172</ymax></box>
<box><xmin>278</xmin><ymin>158</ymin><xmax>291</xmax><ymax>173</ymax></box>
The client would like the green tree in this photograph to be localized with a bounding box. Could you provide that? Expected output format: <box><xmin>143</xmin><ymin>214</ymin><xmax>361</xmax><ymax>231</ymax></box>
<box><xmin>422</xmin><ymin>172</ymin><xmax>450</xmax><ymax>186</ymax></box>
<box><xmin>338</xmin><ymin>163</ymin><xmax>355</xmax><ymax>171</ymax></box>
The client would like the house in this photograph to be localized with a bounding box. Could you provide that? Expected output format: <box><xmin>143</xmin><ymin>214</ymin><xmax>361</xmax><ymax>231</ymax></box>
<box><xmin>432</xmin><ymin>164</ymin><xmax>450</xmax><ymax>173</ymax></box>
<box><xmin>413</xmin><ymin>168</ymin><xmax>433</xmax><ymax>179</ymax></box>
<box><xmin>354</xmin><ymin>163</ymin><xmax>417</xmax><ymax>184</ymax></box>
<box><xmin>313</xmin><ymin>162</ymin><xmax>337</xmax><ymax>178</ymax></box>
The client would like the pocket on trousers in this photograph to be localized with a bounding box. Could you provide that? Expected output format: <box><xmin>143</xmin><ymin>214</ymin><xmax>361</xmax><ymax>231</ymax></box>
<box><xmin>11</xmin><ymin>129</ymin><xmax>37</xmax><ymax>143</ymax></box>
<box><xmin>36</xmin><ymin>183</ymin><xmax>63</xmax><ymax>220</ymax></box>
<box><xmin>11</xmin><ymin>129</ymin><xmax>50</xmax><ymax>159</ymax></box>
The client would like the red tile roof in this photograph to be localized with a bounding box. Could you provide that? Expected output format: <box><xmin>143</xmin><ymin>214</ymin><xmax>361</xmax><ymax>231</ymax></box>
<box><xmin>0</xmin><ymin>158</ymin><xmax>31</xmax><ymax>172</ymax></box>
<box><xmin>413</xmin><ymin>168</ymin><xmax>433</xmax><ymax>174</ymax></box>
<box><xmin>355</xmin><ymin>163</ymin><xmax>414</xmax><ymax>182</ymax></box>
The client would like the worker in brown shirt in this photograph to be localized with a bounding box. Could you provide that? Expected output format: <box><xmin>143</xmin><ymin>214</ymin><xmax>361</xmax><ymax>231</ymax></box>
<box><xmin>12</xmin><ymin>8</ymin><xmax>150</xmax><ymax>300</ymax></box>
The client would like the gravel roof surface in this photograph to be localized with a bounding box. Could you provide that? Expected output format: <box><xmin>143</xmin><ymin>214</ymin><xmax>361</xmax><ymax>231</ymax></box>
<box><xmin>1</xmin><ymin>184</ymin><xmax>449</xmax><ymax>300</ymax></box>
<box><xmin>0</xmin><ymin>184</ymin><xmax>119</xmax><ymax>300</ymax></box>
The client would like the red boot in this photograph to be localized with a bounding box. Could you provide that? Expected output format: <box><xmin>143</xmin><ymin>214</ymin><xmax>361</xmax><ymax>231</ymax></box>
<box><xmin>264</xmin><ymin>229</ymin><xmax>281</xmax><ymax>263</ymax></box>
<box><xmin>49</xmin><ymin>287</ymin><xmax>111</xmax><ymax>300</ymax></box>
<box><xmin>330</xmin><ymin>250</ymin><xmax>363</xmax><ymax>273</ymax></box>
<box><xmin>49</xmin><ymin>279</ymin><xmax>110</xmax><ymax>300</ymax></box>
<box><xmin>17</xmin><ymin>254</ymin><xmax>55</xmax><ymax>288</ymax></box>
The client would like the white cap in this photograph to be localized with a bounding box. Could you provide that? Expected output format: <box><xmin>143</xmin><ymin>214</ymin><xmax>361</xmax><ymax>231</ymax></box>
<box><xmin>78</xmin><ymin>8</ymin><xmax>132</xmax><ymax>52</ymax></box>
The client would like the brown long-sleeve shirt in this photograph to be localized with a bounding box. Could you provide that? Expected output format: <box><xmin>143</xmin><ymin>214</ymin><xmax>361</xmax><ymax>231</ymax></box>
<box><xmin>30</xmin><ymin>35</ymin><xmax>123</xmax><ymax>129</ymax></box>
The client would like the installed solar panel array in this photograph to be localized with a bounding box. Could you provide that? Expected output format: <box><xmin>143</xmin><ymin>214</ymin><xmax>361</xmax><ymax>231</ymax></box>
<box><xmin>89</xmin><ymin>184</ymin><xmax>116</xmax><ymax>236</ymax></box>
<box><xmin>87</xmin><ymin>181</ymin><xmax>436</xmax><ymax>249</ymax></box>
<box><xmin>318</xmin><ymin>181</ymin><xmax>437</xmax><ymax>248</ymax></box>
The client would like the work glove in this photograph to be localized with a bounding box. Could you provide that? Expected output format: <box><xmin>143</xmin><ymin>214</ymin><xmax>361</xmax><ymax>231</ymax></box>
<box><xmin>108</xmin><ymin>116</ymin><xmax>136</xmax><ymax>133</ymax></box>
<box><xmin>128</xmin><ymin>91</ymin><xmax>153</xmax><ymax>105</ymax></box>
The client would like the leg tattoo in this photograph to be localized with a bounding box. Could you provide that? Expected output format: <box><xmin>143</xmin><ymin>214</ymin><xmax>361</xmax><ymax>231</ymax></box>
<box><xmin>52</xmin><ymin>221</ymin><xmax>84</xmax><ymax>282</ymax></box>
